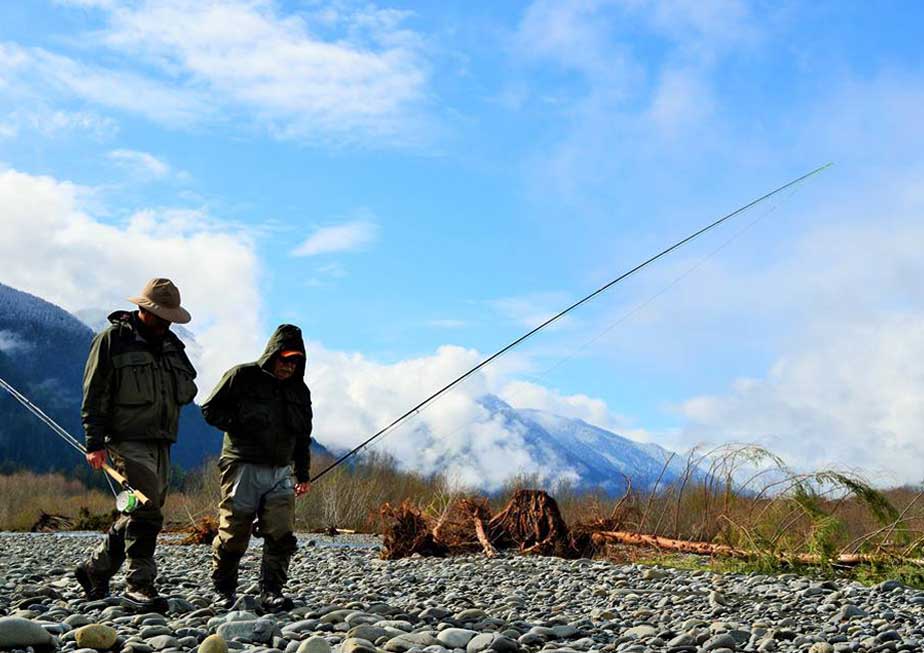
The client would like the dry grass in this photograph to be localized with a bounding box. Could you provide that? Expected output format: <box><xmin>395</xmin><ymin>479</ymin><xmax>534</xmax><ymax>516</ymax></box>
<box><xmin>3</xmin><ymin>445</ymin><xmax>924</xmax><ymax>573</ymax></box>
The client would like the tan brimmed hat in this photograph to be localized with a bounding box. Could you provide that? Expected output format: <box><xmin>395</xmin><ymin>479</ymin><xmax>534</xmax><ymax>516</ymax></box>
<box><xmin>128</xmin><ymin>278</ymin><xmax>191</xmax><ymax>324</ymax></box>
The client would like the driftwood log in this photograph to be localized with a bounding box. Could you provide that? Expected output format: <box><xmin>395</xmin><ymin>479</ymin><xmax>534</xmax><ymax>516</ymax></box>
<box><xmin>592</xmin><ymin>531</ymin><xmax>924</xmax><ymax>567</ymax></box>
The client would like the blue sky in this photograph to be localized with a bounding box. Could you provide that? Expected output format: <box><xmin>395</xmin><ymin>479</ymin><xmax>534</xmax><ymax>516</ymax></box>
<box><xmin>1</xmin><ymin>1</ymin><xmax>923</xmax><ymax>487</ymax></box>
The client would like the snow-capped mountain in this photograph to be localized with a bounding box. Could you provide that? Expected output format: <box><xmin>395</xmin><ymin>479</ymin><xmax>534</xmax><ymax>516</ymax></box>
<box><xmin>476</xmin><ymin>395</ymin><xmax>688</xmax><ymax>494</ymax></box>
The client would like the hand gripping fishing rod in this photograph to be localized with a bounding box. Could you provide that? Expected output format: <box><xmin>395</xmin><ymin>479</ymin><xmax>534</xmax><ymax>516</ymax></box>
<box><xmin>312</xmin><ymin>163</ymin><xmax>833</xmax><ymax>483</ymax></box>
<box><xmin>0</xmin><ymin>375</ymin><xmax>151</xmax><ymax>507</ymax></box>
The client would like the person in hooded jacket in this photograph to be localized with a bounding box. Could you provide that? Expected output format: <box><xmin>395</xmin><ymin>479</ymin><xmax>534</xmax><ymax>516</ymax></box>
<box><xmin>201</xmin><ymin>324</ymin><xmax>312</xmax><ymax>611</ymax></box>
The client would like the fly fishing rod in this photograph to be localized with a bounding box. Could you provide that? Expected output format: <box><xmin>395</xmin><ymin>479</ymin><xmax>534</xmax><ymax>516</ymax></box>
<box><xmin>0</xmin><ymin>375</ymin><xmax>151</xmax><ymax>509</ymax></box>
<box><xmin>310</xmin><ymin>163</ymin><xmax>832</xmax><ymax>482</ymax></box>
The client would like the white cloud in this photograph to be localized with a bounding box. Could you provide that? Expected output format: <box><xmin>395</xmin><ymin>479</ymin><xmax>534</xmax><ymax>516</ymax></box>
<box><xmin>0</xmin><ymin>168</ymin><xmax>263</xmax><ymax>392</ymax></box>
<box><xmin>679</xmin><ymin>315</ymin><xmax>924</xmax><ymax>486</ymax></box>
<box><xmin>0</xmin><ymin>43</ymin><xmax>209</xmax><ymax>126</ymax></box>
<box><xmin>292</xmin><ymin>220</ymin><xmax>379</xmax><ymax>257</ymax></box>
<box><xmin>108</xmin><ymin>149</ymin><xmax>172</xmax><ymax>179</ymax></box>
<box><xmin>305</xmin><ymin>342</ymin><xmax>615</xmax><ymax>490</ymax></box>
<box><xmin>31</xmin><ymin>0</ymin><xmax>432</xmax><ymax>145</ymax></box>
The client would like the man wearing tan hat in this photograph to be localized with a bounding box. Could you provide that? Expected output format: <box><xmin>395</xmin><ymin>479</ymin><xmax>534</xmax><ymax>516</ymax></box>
<box><xmin>74</xmin><ymin>278</ymin><xmax>198</xmax><ymax>613</ymax></box>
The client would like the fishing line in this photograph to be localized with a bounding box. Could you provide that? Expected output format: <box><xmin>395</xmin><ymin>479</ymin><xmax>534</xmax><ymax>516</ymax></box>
<box><xmin>0</xmin><ymin>377</ymin><xmax>88</xmax><ymax>456</ymax></box>
<box><xmin>309</xmin><ymin>164</ymin><xmax>833</xmax><ymax>482</ymax></box>
<box><xmin>520</xmin><ymin>184</ymin><xmax>803</xmax><ymax>386</ymax></box>
<box><xmin>0</xmin><ymin>375</ymin><xmax>145</xmax><ymax>507</ymax></box>
<box><xmin>355</xmin><ymin>185</ymin><xmax>802</xmax><ymax>461</ymax></box>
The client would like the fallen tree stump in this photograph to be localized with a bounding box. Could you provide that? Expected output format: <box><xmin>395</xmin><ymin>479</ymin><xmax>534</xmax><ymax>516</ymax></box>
<box><xmin>380</xmin><ymin>501</ymin><xmax>448</xmax><ymax>559</ymax></box>
<box><xmin>378</xmin><ymin>489</ymin><xmax>590</xmax><ymax>560</ymax></box>
<box><xmin>488</xmin><ymin>489</ymin><xmax>574</xmax><ymax>556</ymax></box>
<box><xmin>31</xmin><ymin>511</ymin><xmax>74</xmax><ymax>533</ymax></box>
<box><xmin>170</xmin><ymin>515</ymin><xmax>219</xmax><ymax>545</ymax></box>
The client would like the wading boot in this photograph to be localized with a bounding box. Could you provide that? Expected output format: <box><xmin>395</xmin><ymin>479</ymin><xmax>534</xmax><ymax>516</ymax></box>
<box><xmin>121</xmin><ymin>585</ymin><xmax>169</xmax><ymax>614</ymax></box>
<box><xmin>213</xmin><ymin>583</ymin><xmax>237</xmax><ymax>611</ymax></box>
<box><xmin>260</xmin><ymin>589</ymin><xmax>294</xmax><ymax>613</ymax></box>
<box><xmin>74</xmin><ymin>562</ymin><xmax>109</xmax><ymax>600</ymax></box>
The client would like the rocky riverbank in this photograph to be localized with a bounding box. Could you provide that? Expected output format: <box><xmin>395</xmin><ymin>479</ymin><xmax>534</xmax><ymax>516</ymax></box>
<box><xmin>1</xmin><ymin>534</ymin><xmax>922</xmax><ymax>653</ymax></box>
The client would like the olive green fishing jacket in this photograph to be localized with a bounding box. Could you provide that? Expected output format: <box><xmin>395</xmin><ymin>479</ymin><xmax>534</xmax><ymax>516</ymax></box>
<box><xmin>81</xmin><ymin>310</ymin><xmax>198</xmax><ymax>452</ymax></box>
<box><xmin>200</xmin><ymin>324</ymin><xmax>313</xmax><ymax>482</ymax></box>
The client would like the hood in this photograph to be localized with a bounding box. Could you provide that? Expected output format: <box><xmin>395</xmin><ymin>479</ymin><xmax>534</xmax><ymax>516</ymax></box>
<box><xmin>257</xmin><ymin>324</ymin><xmax>307</xmax><ymax>379</ymax></box>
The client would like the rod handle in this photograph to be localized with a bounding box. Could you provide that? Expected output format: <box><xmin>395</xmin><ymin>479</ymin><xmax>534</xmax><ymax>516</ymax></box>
<box><xmin>102</xmin><ymin>463</ymin><xmax>152</xmax><ymax>505</ymax></box>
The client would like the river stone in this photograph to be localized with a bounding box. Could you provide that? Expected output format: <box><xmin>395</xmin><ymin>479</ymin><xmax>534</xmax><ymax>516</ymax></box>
<box><xmin>624</xmin><ymin>626</ymin><xmax>657</xmax><ymax>639</ymax></box>
<box><xmin>216</xmin><ymin>619</ymin><xmax>275</xmax><ymax>644</ymax></box>
<box><xmin>467</xmin><ymin>633</ymin><xmax>497</xmax><ymax>653</ymax></box>
<box><xmin>703</xmin><ymin>633</ymin><xmax>738</xmax><ymax>651</ymax></box>
<box><xmin>199</xmin><ymin>635</ymin><xmax>229</xmax><ymax>653</ymax></box>
<box><xmin>456</xmin><ymin>609</ymin><xmax>488</xmax><ymax>622</ymax></box>
<box><xmin>641</xmin><ymin>568</ymin><xmax>669</xmax><ymax>580</ymax></box>
<box><xmin>489</xmin><ymin>635</ymin><xmax>519</xmax><ymax>653</ymax></box>
<box><xmin>147</xmin><ymin>635</ymin><xmax>179</xmax><ymax>650</ymax></box>
<box><xmin>550</xmin><ymin>625</ymin><xmax>580</xmax><ymax>639</ymax></box>
<box><xmin>348</xmin><ymin>625</ymin><xmax>387</xmax><ymax>642</ymax></box>
<box><xmin>419</xmin><ymin>608</ymin><xmax>451</xmax><ymax>621</ymax></box>
<box><xmin>437</xmin><ymin>628</ymin><xmax>479</xmax><ymax>648</ymax></box>
<box><xmin>140</xmin><ymin>626</ymin><xmax>173</xmax><ymax>638</ymax></box>
<box><xmin>386</xmin><ymin>632</ymin><xmax>440</xmax><ymax>652</ymax></box>
<box><xmin>345</xmin><ymin>613</ymin><xmax>380</xmax><ymax>627</ymax></box>
<box><xmin>322</xmin><ymin>610</ymin><xmax>361</xmax><ymax>624</ymax></box>
<box><xmin>833</xmin><ymin>605</ymin><xmax>867</xmax><ymax>621</ymax></box>
<box><xmin>0</xmin><ymin>617</ymin><xmax>55</xmax><ymax>647</ymax></box>
<box><xmin>297</xmin><ymin>636</ymin><xmax>333</xmax><ymax>653</ymax></box>
<box><xmin>65</xmin><ymin>615</ymin><xmax>94</xmax><ymax>628</ymax></box>
<box><xmin>809</xmin><ymin>644</ymin><xmax>834</xmax><ymax>653</ymax></box>
<box><xmin>342</xmin><ymin>638</ymin><xmax>377</xmax><ymax>653</ymax></box>
<box><xmin>75</xmin><ymin>624</ymin><xmax>118</xmax><ymax>650</ymax></box>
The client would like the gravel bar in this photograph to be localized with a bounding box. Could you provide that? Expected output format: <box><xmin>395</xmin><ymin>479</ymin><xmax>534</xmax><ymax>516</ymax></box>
<box><xmin>1</xmin><ymin>533</ymin><xmax>923</xmax><ymax>653</ymax></box>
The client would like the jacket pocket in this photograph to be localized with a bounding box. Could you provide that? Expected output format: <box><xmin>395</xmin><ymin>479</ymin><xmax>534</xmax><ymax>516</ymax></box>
<box><xmin>112</xmin><ymin>352</ymin><xmax>155</xmax><ymax>406</ymax></box>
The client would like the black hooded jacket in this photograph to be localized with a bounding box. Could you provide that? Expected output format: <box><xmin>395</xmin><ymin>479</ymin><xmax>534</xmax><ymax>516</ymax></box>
<box><xmin>201</xmin><ymin>324</ymin><xmax>313</xmax><ymax>482</ymax></box>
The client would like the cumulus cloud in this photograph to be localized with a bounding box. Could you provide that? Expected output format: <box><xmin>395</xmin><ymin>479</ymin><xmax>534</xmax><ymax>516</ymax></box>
<box><xmin>292</xmin><ymin>220</ymin><xmax>379</xmax><ymax>257</ymax></box>
<box><xmin>0</xmin><ymin>168</ymin><xmax>263</xmax><ymax>391</ymax></box>
<box><xmin>657</xmin><ymin>177</ymin><xmax>924</xmax><ymax>485</ymax></box>
<box><xmin>29</xmin><ymin>0</ymin><xmax>432</xmax><ymax>145</ymax></box>
<box><xmin>679</xmin><ymin>315</ymin><xmax>924</xmax><ymax>486</ymax></box>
